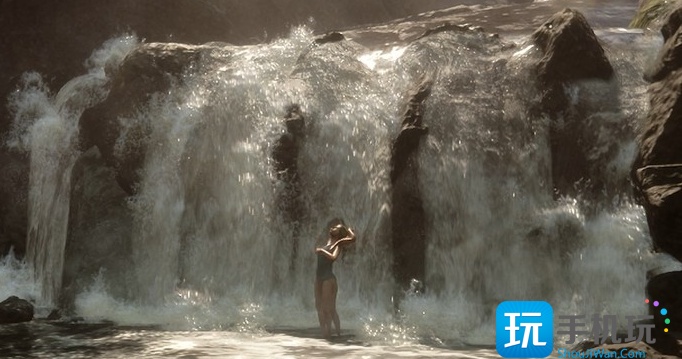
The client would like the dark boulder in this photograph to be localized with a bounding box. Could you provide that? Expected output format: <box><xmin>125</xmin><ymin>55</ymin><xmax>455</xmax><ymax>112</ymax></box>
<box><xmin>532</xmin><ymin>8</ymin><xmax>613</xmax><ymax>85</ymax></box>
<box><xmin>79</xmin><ymin>43</ymin><xmax>210</xmax><ymax>194</ymax></box>
<box><xmin>391</xmin><ymin>79</ymin><xmax>431</xmax><ymax>295</ymax></box>
<box><xmin>0</xmin><ymin>296</ymin><xmax>33</xmax><ymax>324</ymax></box>
<box><xmin>532</xmin><ymin>8</ymin><xmax>618</xmax><ymax>200</ymax></box>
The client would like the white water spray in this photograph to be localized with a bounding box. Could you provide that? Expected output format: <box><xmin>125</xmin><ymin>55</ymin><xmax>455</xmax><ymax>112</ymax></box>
<box><xmin>7</xmin><ymin>36</ymin><xmax>138</xmax><ymax>305</ymax></box>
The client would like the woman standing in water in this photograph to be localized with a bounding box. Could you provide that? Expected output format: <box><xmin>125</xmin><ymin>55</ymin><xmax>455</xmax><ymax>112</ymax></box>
<box><xmin>315</xmin><ymin>223</ymin><xmax>355</xmax><ymax>339</ymax></box>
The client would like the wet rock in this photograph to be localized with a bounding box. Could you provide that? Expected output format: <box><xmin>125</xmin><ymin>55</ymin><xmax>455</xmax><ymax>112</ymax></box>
<box><xmin>391</xmin><ymin>79</ymin><xmax>431</xmax><ymax>184</ymax></box>
<box><xmin>79</xmin><ymin>43</ymin><xmax>210</xmax><ymax>194</ymax></box>
<box><xmin>532</xmin><ymin>8</ymin><xmax>618</xmax><ymax>200</ymax></box>
<box><xmin>632</xmin><ymin>63</ymin><xmax>682</xmax><ymax>261</ymax></box>
<box><xmin>532</xmin><ymin>8</ymin><xmax>613</xmax><ymax>84</ymax></box>
<box><xmin>314</xmin><ymin>32</ymin><xmax>345</xmax><ymax>45</ymax></box>
<box><xmin>61</xmin><ymin>147</ymin><xmax>134</xmax><ymax>310</ymax></box>
<box><xmin>645</xmin><ymin>8</ymin><xmax>682</xmax><ymax>83</ymax></box>
<box><xmin>634</xmin><ymin>165</ymin><xmax>682</xmax><ymax>261</ymax></box>
<box><xmin>391</xmin><ymin>79</ymin><xmax>431</xmax><ymax>294</ymax></box>
<box><xmin>629</xmin><ymin>0</ymin><xmax>678</xmax><ymax>32</ymax></box>
<box><xmin>633</xmin><ymin>2</ymin><xmax>682</xmax><ymax>282</ymax></box>
<box><xmin>417</xmin><ymin>23</ymin><xmax>484</xmax><ymax>40</ymax></box>
<box><xmin>273</xmin><ymin>104</ymin><xmax>306</xmax><ymax>179</ymax></box>
<box><xmin>0</xmin><ymin>151</ymin><xmax>29</xmax><ymax>258</ymax></box>
<box><xmin>0</xmin><ymin>296</ymin><xmax>33</xmax><ymax>324</ymax></box>
<box><xmin>272</xmin><ymin>105</ymin><xmax>306</xmax><ymax>263</ymax></box>
<box><xmin>661</xmin><ymin>7</ymin><xmax>682</xmax><ymax>42</ymax></box>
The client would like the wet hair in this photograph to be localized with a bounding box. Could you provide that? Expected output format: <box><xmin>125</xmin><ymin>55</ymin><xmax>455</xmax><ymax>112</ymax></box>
<box><xmin>330</xmin><ymin>224</ymin><xmax>349</xmax><ymax>240</ymax></box>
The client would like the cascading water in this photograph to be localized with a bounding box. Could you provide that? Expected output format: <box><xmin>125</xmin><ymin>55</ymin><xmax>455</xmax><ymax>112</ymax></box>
<box><xmin>110</xmin><ymin>28</ymin><xmax>402</xmax><ymax>327</ymax></box>
<box><xmin>0</xmin><ymin>6</ymin><xmax>670</xmax><ymax>357</ymax></box>
<box><xmin>6</xmin><ymin>36</ymin><xmax>139</xmax><ymax>306</ymax></box>
<box><xmin>393</xmin><ymin>29</ymin><xmax>658</xmax><ymax>342</ymax></box>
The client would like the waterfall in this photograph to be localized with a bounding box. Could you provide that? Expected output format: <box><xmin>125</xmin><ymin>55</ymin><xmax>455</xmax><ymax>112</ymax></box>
<box><xmin>6</xmin><ymin>36</ymin><xmax>138</xmax><ymax>305</ymax></box>
<box><xmin>393</xmin><ymin>30</ymin><xmax>657</xmax><ymax>341</ymax></box>
<box><xmin>3</xmin><ymin>23</ymin><xmax>662</xmax><ymax>343</ymax></box>
<box><xmin>125</xmin><ymin>28</ymin><xmax>401</xmax><ymax>313</ymax></box>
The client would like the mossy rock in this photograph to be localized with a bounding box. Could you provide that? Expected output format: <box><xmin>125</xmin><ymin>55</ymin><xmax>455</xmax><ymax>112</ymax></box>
<box><xmin>629</xmin><ymin>0</ymin><xmax>676</xmax><ymax>29</ymax></box>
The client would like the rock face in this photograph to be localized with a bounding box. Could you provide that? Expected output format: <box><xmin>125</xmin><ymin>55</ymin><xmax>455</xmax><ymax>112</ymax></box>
<box><xmin>532</xmin><ymin>8</ymin><xmax>617</xmax><ymax>200</ymax></box>
<box><xmin>646</xmin><ymin>11</ymin><xmax>682</xmax><ymax>83</ymax></box>
<box><xmin>390</xmin><ymin>79</ymin><xmax>431</xmax><ymax>294</ymax></box>
<box><xmin>633</xmin><ymin>9</ymin><xmax>682</xmax><ymax>343</ymax></box>
<box><xmin>272</xmin><ymin>105</ymin><xmax>307</xmax><ymax>263</ymax></box>
<box><xmin>61</xmin><ymin>147</ymin><xmax>134</xmax><ymax>310</ymax></box>
<box><xmin>635</xmin><ymin>166</ymin><xmax>682</xmax><ymax>259</ymax></box>
<box><xmin>633</xmin><ymin>8</ymin><xmax>682</xmax><ymax>263</ymax></box>
<box><xmin>79</xmin><ymin>42</ymin><xmax>210</xmax><ymax>194</ymax></box>
<box><xmin>0</xmin><ymin>296</ymin><xmax>33</xmax><ymax>324</ymax></box>
<box><xmin>0</xmin><ymin>151</ymin><xmax>28</xmax><ymax>257</ymax></box>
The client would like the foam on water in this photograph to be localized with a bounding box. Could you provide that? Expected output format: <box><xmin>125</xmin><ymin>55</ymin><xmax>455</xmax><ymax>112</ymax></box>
<box><xmin>0</xmin><ymin>251</ymin><xmax>37</xmax><ymax>304</ymax></box>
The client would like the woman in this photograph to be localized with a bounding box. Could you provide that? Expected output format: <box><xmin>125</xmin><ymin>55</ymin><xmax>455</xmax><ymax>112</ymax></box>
<box><xmin>315</xmin><ymin>223</ymin><xmax>355</xmax><ymax>339</ymax></box>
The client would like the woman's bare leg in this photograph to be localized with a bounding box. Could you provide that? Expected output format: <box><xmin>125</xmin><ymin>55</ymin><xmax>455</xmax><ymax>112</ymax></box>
<box><xmin>315</xmin><ymin>279</ymin><xmax>326</xmax><ymax>337</ymax></box>
<box><xmin>322</xmin><ymin>311</ymin><xmax>332</xmax><ymax>339</ymax></box>
<box><xmin>322</xmin><ymin>278</ymin><xmax>338</xmax><ymax>339</ymax></box>
<box><xmin>330</xmin><ymin>279</ymin><xmax>340</xmax><ymax>336</ymax></box>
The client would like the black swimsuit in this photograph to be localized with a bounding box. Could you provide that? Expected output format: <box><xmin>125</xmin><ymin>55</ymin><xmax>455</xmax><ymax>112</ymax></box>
<box><xmin>316</xmin><ymin>244</ymin><xmax>335</xmax><ymax>282</ymax></box>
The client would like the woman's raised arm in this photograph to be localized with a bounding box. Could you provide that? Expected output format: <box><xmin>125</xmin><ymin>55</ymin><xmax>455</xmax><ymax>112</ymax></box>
<box><xmin>330</xmin><ymin>228</ymin><xmax>356</xmax><ymax>251</ymax></box>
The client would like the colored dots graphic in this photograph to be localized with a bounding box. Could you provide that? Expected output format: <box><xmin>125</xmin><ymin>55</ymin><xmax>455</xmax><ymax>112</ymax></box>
<box><xmin>648</xmin><ymin>299</ymin><xmax>670</xmax><ymax>333</ymax></box>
